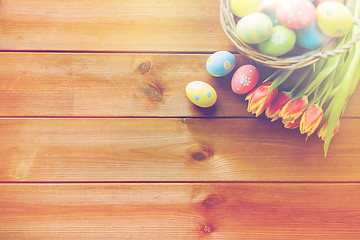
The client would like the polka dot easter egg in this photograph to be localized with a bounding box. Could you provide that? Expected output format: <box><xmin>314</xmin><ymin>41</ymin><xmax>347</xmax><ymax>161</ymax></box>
<box><xmin>206</xmin><ymin>51</ymin><xmax>236</xmax><ymax>77</ymax></box>
<box><xmin>230</xmin><ymin>0</ymin><xmax>263</xmax><ymax>18</ymax></box>
<box><xmin>231</xmin><ymin>65</ymin><xmax>259</xmax><ymax>94</ymax></box>
<box><xmin>276</xmin><ymin>0</ymin><xmax>316</xmax><ymax>29</ymax></box>
<box><xmin>186</xmin><ymin>81</ymin><xmax>217</xmax><ymax>108</ymax></box>
<box><xmin>258</xmin><ymin>25</ymin><xmax>296</xmax><ymax>57</ymax></box>
<box><xmin>316</xmin><ymin>1</ymin><xmax>353</xmax><ymax>37</ymax></box>
<box><xmin>236</xmin><ymin>13</ymin><xmax>273</xmax><ymax>44</ymax></box>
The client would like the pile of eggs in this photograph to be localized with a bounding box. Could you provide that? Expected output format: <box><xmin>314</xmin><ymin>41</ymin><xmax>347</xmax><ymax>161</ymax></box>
<box><xmin>230</xmin><ymin>0</ymin><xmax>353</xmax><ymax>56</ymax></box>
<box><xmin>186</xmin><ymin>51</ymin><xmax>259</xmax><ymax>108</ymax></box>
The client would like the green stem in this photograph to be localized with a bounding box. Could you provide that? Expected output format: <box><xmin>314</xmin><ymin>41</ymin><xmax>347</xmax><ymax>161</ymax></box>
<box><xmin>324</xmin><ymin>0</ymin><xmax>360</xmax><ymax>157</ymax></box>
<box><xmin>270</xmin><ymin>69</ymin><xmax>294</xmax><ymax>91</ymax></box>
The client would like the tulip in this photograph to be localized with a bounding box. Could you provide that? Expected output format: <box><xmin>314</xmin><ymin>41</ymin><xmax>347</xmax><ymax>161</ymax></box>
<box><xmin>317</xmin><ymin>119</ymin><xmax>341</xmax><ymax>141</ymax></box>
<box><xmin>265</xmin><ymin>91</ymin><xmax>292</xmax><ymax>122</ymax></box>
<box><xmin>300</xmin><ymin>104</ymin><xmax>323</xmax><ymax>137</ymax></box>
<box><xmin>282</xmin><ymin>116</ymin><xmax>301</xmax><ymax>129</ymax></box>
<box><xmin>245</xmin><ymin>82</ymin><xmax>278</xmax><ymax>117</ymax></box>
<box><xmin>279</xmin><ymin>96</ymin><xmax>309</xmax><ymax>123</ymax></box>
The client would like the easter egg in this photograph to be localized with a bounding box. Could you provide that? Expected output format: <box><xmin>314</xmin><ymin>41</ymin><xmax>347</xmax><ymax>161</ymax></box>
<box><xmin>236</xmin><ymin>13</ymin><xmax>273</xmax><ymax>44</ymax></box>
<box><xmin>261</xmin><ymin>5</ymin><xmax>281</xmax><ymax>27</ymax></box>
<box><xmin>258</xmin><ymin>25</ymin><xmax>296</xmax><ymax>57</ymax></box>
<box><xmin>316</xmin><ymin>0</ymin><xmax>344</xmax><ymax>5</ymax></box>
<box><xmin>186</xmin><ymin>81</ymin><xmax>217</xmax><ymax>108</ymax></box>
<box><xmin>206</xmin><ymin>51</ymin><xmax>236</xmax><ymax>77</ymax></box>
<box><xmin>276</xmin><ymin>0</ymin><xmax>316</xmax><ymax>29</ymax></box>
<box><xmin>230</xmin><ymin>0</ymin><xmax>263</xmax><ymax>18</ymax></box>
<box><xmin>296</xmin><ymin>21</ymin><xmax>323</xmax><ymax>49</ymax></box>
<box><xmin>316</xmin><ymin>1</ymin><xmax>353</xmax><ymax>37</ymax></box>
<box><xmin>231</xmin><ymin>65</ymin><xmax>259</xmax><ymax>94</ymax></box>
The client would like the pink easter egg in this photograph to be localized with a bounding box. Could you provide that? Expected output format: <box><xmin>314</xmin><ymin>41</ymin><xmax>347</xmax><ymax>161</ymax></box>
<box><xmin>231</xmin><ymin>65</ymin><xmax>259</xmax><ymax>94</ymax></box>
<box><xmin>276</xmin><ymin>0</ymin><xmax>316</xmax><ymax>29</ymax></box>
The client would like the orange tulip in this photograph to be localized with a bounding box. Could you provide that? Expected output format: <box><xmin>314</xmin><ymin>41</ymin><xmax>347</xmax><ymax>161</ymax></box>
<box><xmin>265</xmin><ymin>91</ymin><xmax>292</xmax><ymax>122</ymax></box>
<box><xmin>279</xmin><ymin>96</ymin><xmax>309</xmax><ymax>123</ymax></box>
<box><xmin>317</xmin><ymin>119</ymin><xmax>341</xmax><ymax>141</ymax></box>
<box><xmin>245</xmin><ymin>82</ymin><xmax>278</xmax><ymax>117</ymax></box>
<box><xmin>283</xmin><ymin>116</ymin><xmax>301</xmax><ymax>129</ymax></box>
<box><xmin>300</xmin><ymin>104</ymin><xmax>323</xmax><ymax>137</ymax></box>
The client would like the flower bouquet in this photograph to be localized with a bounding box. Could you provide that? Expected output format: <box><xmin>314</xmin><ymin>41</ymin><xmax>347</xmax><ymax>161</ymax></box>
<box><xmin>220</xmin><ymin>0</ymin><xmax>360</xmax><ymax>156</ymax></box>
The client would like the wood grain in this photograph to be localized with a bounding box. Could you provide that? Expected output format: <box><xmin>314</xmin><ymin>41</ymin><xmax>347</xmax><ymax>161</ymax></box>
<box><xmin>1</xmin><ymin>118</ymin><xmax>360</xmax><ymax>182</ymax></box>
<box><xmin>1</xmin><ymin>52</ymin><xmax>359</xmax><ymax>117</ymax></box>
<box><xmin>1</xmin><ymin>183</ymin><xmax>360</xmax><ymax>239</ymax></box>
<box><xmin>0</xmin><ymin>52</ymin><xmax>252</xmax><ymax>117</ymax></box>
<box><xmin>0</xmin><ymin>0</ymin><xmax>235</xmax><ymax>52</ymax></box>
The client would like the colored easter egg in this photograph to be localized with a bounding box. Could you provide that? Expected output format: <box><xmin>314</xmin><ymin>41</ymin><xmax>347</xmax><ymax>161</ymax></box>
<box><xmin>316</xmin><ymin>1</ymin><xmax>353</xmax><ymax>37</ymax></box>
<box><xmin>230</xmin><ymin>0</ymin><xmax>263</xmax><ymax>18</ymax></box>
<box><xmin>296</xmin><ymin>21</ymin><xmax>323</xmax><ymax>49</ymax></box>
<box><xmin>206</xmin><ymin>51</ymin><xmax>235</xmax><ymax>77</ymax></box>
<box><xmin>231</xmin><ymin>65</ymin><xmax>259</xmax><ymax>94</ymax></box>
<box><xmin>186</xmin><ymin>81</ymin><xmax>217</xmax><ymax>108</ymax></box>
<box><xmin>316</xmin><ymin>0</ymin><xmax>344</xmax><ymax>5</ymax></box>
<box><xmin>258</xmin><ymin>25</ymin><xmax>296</xmax><ymax>57</ymax></box>
<box><xmin>236</xmin><ymin>13</ymin><xmax>273</xmax><ymax>44</ymax></box>
<box><xmin>276</xmin><ymin>0</ymin><xmax>316</xmax><ymax>29</ymax></box>
<box><xmin>261</xmin><ymin>5</ymin><xmax>281</xmax><ymax>27</ymax></box>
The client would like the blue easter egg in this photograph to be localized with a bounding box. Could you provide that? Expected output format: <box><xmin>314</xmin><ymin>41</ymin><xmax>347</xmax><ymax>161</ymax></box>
<box><xmin>296</xmin><ymin>21</ymin><xmax>323</xmax><ymax>50</ymax></box>
<box><xmin>206</xmin><ymin>51</ymin><xmax>236</xmax><ymax>77</ymax></box>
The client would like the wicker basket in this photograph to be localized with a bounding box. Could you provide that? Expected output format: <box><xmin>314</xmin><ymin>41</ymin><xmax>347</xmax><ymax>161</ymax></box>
<box><xmin>220</xmin><ymin>0</ymin><xmax>360</xmax><ymax>69</ymax></box>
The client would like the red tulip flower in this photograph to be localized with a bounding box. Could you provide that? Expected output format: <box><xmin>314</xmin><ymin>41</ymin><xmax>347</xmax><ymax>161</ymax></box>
<box><xmin>279</xmin><ymin>96</ymin><xmax>309</xmax><ymax>123</ymax></box>
<box><xmin>300</xmin><ymin>104</ymin><xmax>324</xmax><ymax>137</ymax></box>
<box><xmin>245</xmin><ymin>82</ymin><xmax>278</xmax><ymax>117</ymax></box>
<box><xmin>283</xmin><ymin>116</ymin><xmax>301</xmax><ymax>129</ymax></box>
<box><xmin>265</xmin><ymin>91</ymin><xmax>292</xmax><ymax>122</ymax></box>
<box><xmin>317</xmin><ymin>119</ymin><xmax>341</xmax><ymax>141</ymax></box>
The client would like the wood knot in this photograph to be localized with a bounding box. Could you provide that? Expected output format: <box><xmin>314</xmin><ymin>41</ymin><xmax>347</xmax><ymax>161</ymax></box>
<box><xmin>190</xmin><ymin>146</ymin><xmax>214</xmax><ymax>161</ymax></box>
<box><xmin>138</xmin><ymin>81</ymin><xmax>163</xmax><ymax>102</ymax></box>
<box><xmin>202</xmin><ymin>194</ymin><xmax>226</xmax><ymax>208</ymax></box>
<box><xmin>138</xmin><ymin>62</ymin><xmax>151</xmax><ymax>74</ymax></box>
<box><xmin>203</xmin><ymin>225</ymin><xmax>212</xmax><ymax>234</ymax></box>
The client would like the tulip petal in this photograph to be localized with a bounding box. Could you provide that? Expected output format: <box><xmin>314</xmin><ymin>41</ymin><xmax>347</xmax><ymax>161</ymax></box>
<box><xmin>318</xmin><ymin>119</ymin><xmax>340</xmax><ymax>141</ymax></box>
<box><xmin>279</xmin><ymin>96</ymin><xmax>309</xmax><ymax>123</ymax></box>
<box><xmin>300</xmin><ymin>104</ymin><xmax>324</xmax><ymax>137</ymax></box>
<box><xmin>265</xmin><ymin>91</ymin><xmax>292</xmax><ymax>122</ymax></box>
<box><xmin>245</xmin><ymin>82</ymin><xmax>277</xmax><ymax>117</ymax></box>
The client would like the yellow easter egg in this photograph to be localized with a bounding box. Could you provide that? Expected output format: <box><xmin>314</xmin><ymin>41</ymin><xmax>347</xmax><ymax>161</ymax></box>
<box><xmin>316</xmin><ymin>1</ymin><xmax>353</xmax><ymax>37</ymax></box>
<box><xmin>186</xmin><ymin>81</ymin><xmax>217</xmax><ymax>108</ymax></box>
<box><xmin>230</xmin><ymin>0</ymin><xmax>263</xmax><ymax>18</ymax></box>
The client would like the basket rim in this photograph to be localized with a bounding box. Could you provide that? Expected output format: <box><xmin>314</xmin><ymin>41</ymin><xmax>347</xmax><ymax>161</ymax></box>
<box><xmin>220</xmin><ymin>0</ymin><xmax>360</xmax><ymax>69</ymax></box>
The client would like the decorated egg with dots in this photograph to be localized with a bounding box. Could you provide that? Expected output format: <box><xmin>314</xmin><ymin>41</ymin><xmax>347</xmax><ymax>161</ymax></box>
<box><xmin>231</xmin><ymin>65</ymin><xmax>259</xmax><ymax>94</ymax></box>
<box><xmin>230</xmin><ymin>0</ymin><xmax>263</xmax><ymax>18</ymax></box>
<box><xmin>206</xmin><ymin>51</ymin><xmax>235</xmax><ymax>77</ymax></box>
<box><xmin>236</xmin><ymin>13</ymin><xmax>273</xmax><ymax>44</ymax></box>
<box><xmin>186</xmin><ymin>81</ymin><xmax>217</xmax><ymax>108</ymax></box>
<box><xmin>316</xmin><ymin>1</ymin><xmax>353</xmax><ymax>37</ymax></box>
<box><xmin>258</xmin><ymin>25</ymin><xmax>296</xmax><ymax>57</ymax></box>
<box><xmin>276</xmin><ymin>0</ymin><xmax>316</xmax><ymax>29</ymax></box>
<box><xmin>296</xmin><ymin>21</ymin><xmax>323</xmax><ymax>50</ymax></box>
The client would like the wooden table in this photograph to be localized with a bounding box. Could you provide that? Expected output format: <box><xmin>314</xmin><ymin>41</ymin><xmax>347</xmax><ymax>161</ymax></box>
<box><xmin>1</xmin><ymin>0</ymin><xmax>360</xmax><ymax>239</ymax></box>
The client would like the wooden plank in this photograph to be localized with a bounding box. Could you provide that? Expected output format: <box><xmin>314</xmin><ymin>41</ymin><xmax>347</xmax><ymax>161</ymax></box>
<box><xmin>1</xmin><ymin>183</ymin><xmax>360</xmax><ymax>239</ymax></box>
<box><xmin>0</xmin><ymin>52</ymin><xmax>252</xmax><ymax>117</ymax></box>
<box><xmin>1</xmin><ymin>52</ymin><xmax>359</xmax><ymax>117</ymax></box>
<box><xmin>0</xmin><ymin>0</ymin><xmax>235</xmax><ymax>52</ymax></box>
<box><xmin>1</xmin><ymin>118</ymin><xmax>360</xmax><ymax>182</ymax></box>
